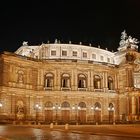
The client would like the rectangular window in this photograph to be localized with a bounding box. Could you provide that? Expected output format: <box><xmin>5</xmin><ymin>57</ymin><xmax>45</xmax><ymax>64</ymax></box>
<box><xmin>51</xmin><ymin>50</ymin><xmax>56</xmax><ymax>56</ymax></box>
<box><xmin>83</xmin><ymin>52</ymin><xmax>87</xmax><ymax>58</ymax></box>
<box><xmin>100</xmin><ymin>55</ymin><xmax>104</xmax><ymax>61</ymax></box>
<box><xmin>73</xmin><ymin>51</ymin><xmax>77</xmax><ymax>57</ymax></box>
<box><xmin>92</xmin><ymin>53</ymin><xmax>96</xmax><ymax>59</ymax></box>
<box><xmin>62</xmin><ymin>50</ymin><xmax>67</xmax><ymax>56</ymax></box>
<box><xmin>107</xmin><ymin>57</ymin><xmax>110</xmax><ymax>62</ymax></box>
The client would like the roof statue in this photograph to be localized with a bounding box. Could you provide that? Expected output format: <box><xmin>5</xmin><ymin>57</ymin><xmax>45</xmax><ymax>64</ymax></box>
<box><xmin>22</xmin><ymin>41</ymin><xmax>28</xmax><ymax>46</ymax></box>
<box><xmin>121</xmin><ymin>30</ymin><xmax>127</xmax><ymax>40</ymax></box>
<box><xmin>127</xmin><ymin>36</ymin><xmax>139</xmax><ymax>45</ymax></box>
<box><xmin>54</xmin><ymin>39</ymin><xmax>58</xmax><ymax>44</ymax></box>
<box><xmin>118</xmin><ymin>30</ymin><xmax>139</xmax><ymax>51</ymax></box>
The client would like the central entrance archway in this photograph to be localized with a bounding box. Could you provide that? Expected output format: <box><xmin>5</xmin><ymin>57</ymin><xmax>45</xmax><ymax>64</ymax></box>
<box><xmin>44</xmin><ymin>101</ymin><xmax>53</xmax><ymax>124</ymax></box>
<box><xmin>61</xmin><ymin>101</ymin><xmax>70</xmax><ymax>124</ymax></box>
<box><xmin>78</xmin><ymin>102</ymin><xmax>86</xmax><ymax>124</ymax></box>
<box><xmin>94</xmin><ymin>102</ymin><xmax>101</xmax><ymax>124</ymax></box>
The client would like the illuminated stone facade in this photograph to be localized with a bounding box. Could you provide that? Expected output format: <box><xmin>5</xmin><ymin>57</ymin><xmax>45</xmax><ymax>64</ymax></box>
<box><xmin>0</xmin><ymin>32</ymin><xmax>140</xmax><ymax>124</ymax></box>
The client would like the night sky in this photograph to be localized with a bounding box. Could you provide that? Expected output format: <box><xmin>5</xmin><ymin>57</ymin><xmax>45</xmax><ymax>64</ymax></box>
<box><xmin>0</xmin><ymin>0</ymin><xmax>140</xmax><ymax>53</ymax></box>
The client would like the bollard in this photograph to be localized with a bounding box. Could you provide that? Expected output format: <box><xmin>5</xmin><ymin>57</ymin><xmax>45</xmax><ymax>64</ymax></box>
<box><xmin>13</xmin><ymin>121</ymin><xmax>16</xmax><ymax>125</ymax></box>
<box><xmin>28</xmin><ymin>121</ymin><xmax>31</xmax><ymax>125</ymax></box>
<box><xmin>20</xmin><ymin>121</ymin><xmax>23</xmax><ymax>125</ymax></box>
<box><xmin>65</xmin><ymin>123</ymin><xmax>69</xmax><ymax>130</ymax></box>
<box><xmin>50</xmin><ymin>123</ymin><xmax>53</xmax><ymax>129</ymax></box>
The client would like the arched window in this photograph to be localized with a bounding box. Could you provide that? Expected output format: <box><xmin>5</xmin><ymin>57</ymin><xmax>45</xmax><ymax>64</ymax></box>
<box><xmin>108</xmin><ymin>103</ymin><xmax>114</xmax><ymax>110</ymax></box>
<box><xmin>94</xmin><ymin>102</ymin><xmax>101</xmax><ymax>110</ymax></box>
<box><xmin>44</xmin><ymin>73</ymin><xmax>54</xmax><ymax>88</ymax></box>
<box><xmin>78</xmin><ymin>74</ymin><xmax>87</xmax><ymax>88</ymax></box>
<box><xmin>61</xmin><ymin>74</ymin><xmax>70</xmax><ymax>88</ymax></box>
<box><xmin>108</xmin><ymin>76</ymin><xmax>113</xmax><ymax>90</ymax></box>
<box><xmin>61</xmin><ymin>101</ymin><xmax>70</xmax><ymax>108</ymax></box>
<box><xmin>79</xmin><ymin>102</ymin><xmax>86</xmax><ymax>108</ymax></box>
<box><xmin>45</xmin><ymin>101</ymin><xmax>53</xmax><ymax>108</ymax></box>
<box><xmin>94</xmin><ymin>75</ymin><xmax>101</xmax><ymax>89</ymax></box>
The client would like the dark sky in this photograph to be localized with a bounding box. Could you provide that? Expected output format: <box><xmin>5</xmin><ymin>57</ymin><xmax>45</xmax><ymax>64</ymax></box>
<box><xmin>0</xmin><ymin>0</ymin><xmax>140</xmax><ymax>52</ymax></box>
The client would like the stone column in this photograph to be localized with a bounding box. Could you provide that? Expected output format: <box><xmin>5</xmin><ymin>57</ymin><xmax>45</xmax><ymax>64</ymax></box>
<box><xmin>25</xmin><ymin>95</ymin><xmax>31</xmax><ymax>120</ymax></box>
<box><xmin>67</xmin><ymin>79</ymin><xmax>70</xmax><ymax>88</ymax></box>
<box><xmin>103</xmin><ymin>72</ymin><xmax>108</xmax><ymax>92</ymax></box>
<box><xmin>87</xmin><ymin>71</ymin><xmax>90</xmax><ymax>91</ymax></box>
<box><xmin>126</xmin><ymin>68</ymin><xmax>133</xmax><ymax>87</ymax></box>
<box><xmin>36</xmin><ymin>70</ymin><xmax>42</xmax><ymax>90</ymax></box>
<box><xmin>55</xmin><ymin>70</ymin><xmax>61</xmax><ymax>90</ymax></box>
<box><xmin>30</xmin><ymin>96</ymin><xmax>34</xmax><ymax>120</ymax></box>
<box><xmin>71</xmin><ymin>70</ymin><xmax>74</xmax><ymax>90</ymax></box>
<box><xmin>12</xmin><ymin>94</ymin><xmax>16</xmax><ymax>121</ymax></box>
<box><xmin>54</xmin><ymin>70</ymin><xmax>57</xmax><ymax>90</ymax></box>
<box><xmin>132</xmin><ymin>96</ymin><xmax>136</xmax><ymax>115</ymax></box>
<box><xmin>90</xmin><ymin>70</ymin><xmax>94</xmax><ymax>91</ymax></box>
<box><xmin>72</xmin><ymin>69</ymin><xmax>77</xmax><ymax>90</ymax></box>
<box><xmin>114</xmin><ymin>73</ymin><xmax>118</xmax><ymax>90</ymax></box>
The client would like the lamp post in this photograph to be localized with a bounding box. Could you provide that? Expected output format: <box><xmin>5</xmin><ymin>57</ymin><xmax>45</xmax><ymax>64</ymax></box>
<box><xmin>0</xmin><ymin>102</ymin><xmax>3</xmax><ymax>123</ymax></box>
<box><xmin>91</xmin><ymin>106</ymin><xmax>94</xmax><ymax>124</ymax></box>
<box><xmin>94</xmin><ymin>106</ymin><xmax>101</xmax><ymax>125</ymax></box>
<box><xmin>53</xmin><ymin>103</ymin><xmax>61</xmax><ymax>125</ymax></box>
<box><xmin>34</xmin><ymin>104</ymin><xmax>41</xmax><ymax>125</ymax></box>
<box><xmin>72</xmin><ymin>104</ymin><xmax>81</xmax><ymax>125</ymax></box>
<box><xmin>108</xmin><ymin>106</ymin><xmax>114</xmax><ymax>124</ymax></box>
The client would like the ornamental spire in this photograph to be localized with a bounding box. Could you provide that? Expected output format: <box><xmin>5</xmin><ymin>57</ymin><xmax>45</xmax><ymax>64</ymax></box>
<box><xmin>118</xmin><ymin>30</ymin><xmax>139</xmax><ymax>51</ymax></box>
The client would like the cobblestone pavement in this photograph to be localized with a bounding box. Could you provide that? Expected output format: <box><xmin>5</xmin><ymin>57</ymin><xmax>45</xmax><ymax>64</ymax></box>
<box><xmin>0</xmin><ymin>125</ymin><xmax>140</xmax><ymax>140</ymax></box>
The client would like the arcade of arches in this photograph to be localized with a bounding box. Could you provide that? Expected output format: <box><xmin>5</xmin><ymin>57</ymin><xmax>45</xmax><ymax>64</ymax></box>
<box><xmin>23</xmin><ymin>100</ymin><xmax>115</xmax><ymax>124</ymax></box>
<box><xmin>1</xmin><ymin>48</ymin><xmax>140</xmax><ymax>124</ymax></box>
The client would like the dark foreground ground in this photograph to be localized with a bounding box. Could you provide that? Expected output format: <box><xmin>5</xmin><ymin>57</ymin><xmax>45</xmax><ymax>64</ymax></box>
<box><xmin>0</xmin><ymin>124</ymin><xmax>140</xmax><ymax>140</ymax></box>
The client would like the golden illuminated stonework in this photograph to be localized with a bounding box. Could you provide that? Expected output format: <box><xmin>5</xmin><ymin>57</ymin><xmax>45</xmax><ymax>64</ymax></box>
<box><xmin>0</xmin><ymin>31</ymin><xmax>140</xmax><ymax>125</ymax></box>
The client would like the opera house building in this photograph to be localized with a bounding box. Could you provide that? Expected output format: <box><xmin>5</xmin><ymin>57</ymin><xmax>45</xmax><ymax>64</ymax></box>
<box><xmin>0</xmin><ymin>31</ymin><xmax>140</xmax><ymax>124</ymax></box>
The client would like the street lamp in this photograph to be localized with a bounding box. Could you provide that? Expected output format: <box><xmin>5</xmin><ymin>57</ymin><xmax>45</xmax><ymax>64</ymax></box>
<box><xmin>94</xmin><ymin>106</ymin><xmax>101</xmax><ymax>125</ymax></box>
<box><xmin>72</xmin><ymin>104</ymin><xmax>81</xmax><ymax>125</ymax></box>
<box><xmin>34</xmin><ymin>104</ymin><xmax>41</xmax><ymax>125</ymax></box>
<box><xmin>108</xmin><ymin>104</ymin><xmax>114</xmax><ymax>124</ymax></box>
<box><xmin>0</xmin><ymin>103</ymin><xmax>2</xmax><ymax>108</ymax></box>
<box><xmin>53</xmin><ymin>103</ymin><xmax>61</xmax><ymax>125</ymax></box>
<box><xmin>91</xmin><ymin>106</ymin><xmax>94</xmax><ymax>124</ymax></box>
<box><xmin>0</xmin><ymin>102</ymin><xmax>3</xmax><ymax>123</ymax></box>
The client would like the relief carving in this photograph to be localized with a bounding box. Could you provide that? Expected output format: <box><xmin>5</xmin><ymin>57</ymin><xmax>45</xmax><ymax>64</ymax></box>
<box><xmin>16</xmin><ymin>100</ymin><xmax>25</xmax><ymax>120</ymax></box>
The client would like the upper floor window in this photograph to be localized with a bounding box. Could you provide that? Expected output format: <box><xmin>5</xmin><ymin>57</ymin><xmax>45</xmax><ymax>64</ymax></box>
<box><xmin>107</xmin><ymin>57</ymin><xmax>110</xmax><ymax>63</ymax></box>
<box><xmin>108</xmin><ymin>76</ymin><xmax>114</xmax><ymax>90</ymax></box>
<box><xmin>78</xmin><ymin>74</ymin><xmax>87</xmax><ymax>88</ymax></box>
<box><xmin>51</xmin><ymin>50</ymin><xmax>56</xmax><ymax>56</ymax></box>
<box><xmin>73</xmin><ymin>51</ymin><xmax>77</xmax><ymax>57</ymax></box>
<box><xmin>92</xmin><ymin>53</ymin><xmax>96</xmax><ymax>59</ymax></box>
<box><xmin>62</xmin><ymin>50</ymin><xmax>67</xmax><ymax>56</ymax></box>
<box><xmin>100</xmin><ymin>56</ymin><xmax>104</xmax><ymax>61</ymax></box>
<box><xmin>44</xmin><ymin>73</ymin><xmax>54</xmax><ymax>88</ymax></box>
<box><xmin>83</xmin><ymin>52</ymin><xmax>87</xmax><ymax>58</ymax></box>
<box><xmin>61</xmin><ymin>73</ymin><xmax>70</xmax><ymax>88</ymax></box>
<box><xmin>94</xmin><ymin>75</ymin><xmax>102</xmax><ymax>89</ymax></box>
